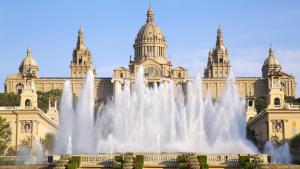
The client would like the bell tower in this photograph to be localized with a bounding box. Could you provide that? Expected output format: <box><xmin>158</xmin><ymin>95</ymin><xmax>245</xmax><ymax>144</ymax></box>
<box><xmin>20</xmin><ymin>78</ymin><xmax>38</xmax><ymax>110</ymax></box>
<box><xmin>70</xmin><ymin>26</ymin><xmax>96</xmax><ymax>78</ymax></box>
<box><xmin>267</xmin><ymin>70</ymin><xmax>285</xmax><ymax>109</ymax></box>
<box><xmin>204</xmin><ymin>26</ymin><xmax>231</xmax><ymax>78</ymax></box>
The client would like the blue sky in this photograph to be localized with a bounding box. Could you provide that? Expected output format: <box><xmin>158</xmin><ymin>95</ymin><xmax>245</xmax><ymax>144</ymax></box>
<box><xmin>0</xmin><ymin>0</ymin><xmax>299</xmax><ymax>96</ymax></box>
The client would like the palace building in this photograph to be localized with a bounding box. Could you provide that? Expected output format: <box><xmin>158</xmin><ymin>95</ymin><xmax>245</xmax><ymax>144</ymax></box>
<box><xmin>4</xmin><ymin>6</ymin><xmax>296</xmax><ymax>102</ymax></box>
<box><xmin>1</xmin><ymin>6</ymin><xmax>299</xmax><ymax>150</ymax></box>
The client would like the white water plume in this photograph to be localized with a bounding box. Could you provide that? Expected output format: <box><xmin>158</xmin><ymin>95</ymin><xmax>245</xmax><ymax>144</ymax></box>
<box><xmin>55</xmin><ymin>68</ymin><xmax>260</xmax><ymax>154</ymax></box>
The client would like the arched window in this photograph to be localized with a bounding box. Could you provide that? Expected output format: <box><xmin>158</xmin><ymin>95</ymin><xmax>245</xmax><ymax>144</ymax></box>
<box><xmin>249</xmin><ymin>100</ymin><xmax>253</xmax><ymax>107</ymax></box>
<box><xmin>274</xmin><ymin>98</ymin><xmax>281</xmax><ymax>106</ymax></box>
<box><xmin>50</xmin><ymin>101</ymin><xmax>55</xmax><ymax>108</ymax></box>
<box><xmin>25</xmin><ymin>99</ymin><xmax>31</xmax><ymax>109</ymax></box>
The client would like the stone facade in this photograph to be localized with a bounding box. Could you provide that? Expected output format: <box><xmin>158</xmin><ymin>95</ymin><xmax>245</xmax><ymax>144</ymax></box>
<box><xmin>0</xmin><ymin>80</ymin><xmax>57</xmax><ymax>151</ymax></box>
<box><xmin>247</xmin><ymin>67</ymin><xmax>300</xmax><ymax>145</ymax></box>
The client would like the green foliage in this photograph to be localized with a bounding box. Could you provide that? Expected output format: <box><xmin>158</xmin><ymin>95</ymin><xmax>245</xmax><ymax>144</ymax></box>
<box><xmin>201</xmin><ymin>163</ymin><xmax>209</xmax><ymax>169</ymax></box>
<box><xmin>255</xmin><ymin>96</ymin><xmax>267</xmax><ymax>113</ymax></box>
<box><xmin>135</xmin><ymin>155</ymin><xmax>144</xmax><ymax>169</ymax></box>
<box><xmin>178</xmin><ymin>163</ymin><xmax>187</xmax><ymax>169</ymax></box>
<box><xmin>285</xmin><ymin>96</ymin><xmax>300</xmax><ymax>105</ymax></box>
<box><xmin>37</xmin><ymin>89</ymin><xmax>62</xmax><ymax>112</ymax></box>
<box><xmin>0</xmin><ymin>93</ymin><xmax>20</xmax><ymax>107</ymax></box>
<box><xmin>246</xmin><ymin>127</ymin><xmax>258</xmax><ymax>146</ymax></box>
<box><xmin>197</xmin><ymin>155</ymin><xmax>207</xmax><ymax>164</ymax></box>
<box><xmin>114</xmin><ymin>155</ymin><xmax>123</xmax><ymax>162</ymax></box>
<box><xmin>177</xmin><ymin>154</ymin><xmax>188</xmax><ymax>163</ymax></box>
<box><xmin>0</xmin><ymin>157</ymin><xmax>15</xmax><ymax>166</ymax></box>
<box><xmin>71</xmin><ymin>156</ymin><xmax>81</xmax><ymax>167</ymax></box>
<box><xmin>239</xmin><ymin>156</ymin><xmax>256</xmax><ymax>169</ymax></box>
<box><xmin>5</xmin><ymin>147</ymin><xmax>16</xmax><ymax>156</ymax></box>
<box><xmin>197</xmin><ymin>155</ymin><xmax>208</xmax><ymax>169</ymax></box>
<box><xmin>67</xmin><ymin>156</ymin><xmax>81</xmax><ymax>169</ymax></box>
<box><xmin>67</xmin><ymin>162</ymin><xmax>77</xmax><ymax>169</ymax></box>
<box><xmin>0</xmin><ymin>117</ymin><xmax>11</xmax><ymax>155</ymax></box>
<box><xmin>244</xmin><ymin>162</ymin><xmax>256</xmax><ymax>169</ymax></box>
<box><xmin>290</xmin><ymin>133</ymin><xmax>300</xmax><ymax>153</ymax></box>
<box><xmin>239</xmin><ymin>155</ymin><xmax>250</xmax><ymax>165</ymax></box>
<box><xmin>42</xmin><ymin>133</ymin><xmax>56</xmax><ymax>153</ymax></box>
<box><xmin>112</xmin><ymin>161</ymin><xmax>122</xmax><ymax>169</ymax></box>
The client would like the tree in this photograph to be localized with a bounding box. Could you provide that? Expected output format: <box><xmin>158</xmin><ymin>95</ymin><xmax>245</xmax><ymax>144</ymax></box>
<box><xmin>285</xmin><ymin>96</ymin><xmax>300</xmax><ymax>105</ymax></box>
<box><xmin>42</xmin><ymin>133</ymin><xmax>55</xmax><ymax>153</ymax></box>
<box><xmin>0</xmin><ymin>93</ymin><xmax>20</xmax><ymax>107</ymax></box>
<box><xmin>255</xmin><ymin>96</ymin><xmax>267</xmax><ymax>113</ymax></box>
<box><xmin>0</xmin><ymin>117</ymin><xmax>11</xmax><ymax>155</ymax></box>
<box><xmin>37</xmin><ymin>89</ymin><xmax>62</xmax><ymax>112</ymax></box>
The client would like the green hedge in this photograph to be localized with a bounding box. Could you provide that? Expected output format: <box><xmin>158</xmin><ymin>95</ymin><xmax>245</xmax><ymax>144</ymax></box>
<box><xmin>135</xmin><ymin>155</ymin><xmax>144</xmax><ymax>169</ymax></box>
<box><xmin>179</xmin><ymin>163</ymin><xmax>187</xmax><ymax>169</ymax></box>
<box><xmin>239</xmin><ymin>156</ymin><xmax>256</xmax><ymax>169</ymax></box>
<box><xmin>201</xmin><ymin>163</ymin><xmax>209</xmax><ymax>169</ymax></box>
<box><xmin>244</xmin><ymin>162</ymin><xmax>256</xmax><ymax>169</ymax></box>
<box><xmin>67</xmin><ymin>162</ymin><xmax>77</xmax><ymax>169</ymax></box>
<box><xmin>0</xmin><ymin>158</ymin><xmax>15</xmax><ymax>166</ymax></box>
<box><xmin>177</xmin><ymin>154</ymin><xmax>188</xmax><ymax>163</ymax></box>
<box><xmin>113</xmin><ymin>161</ymin><xmax>122</xmax><ymax>169</ymax></box>
<box><xmin>115</xmin><ymin>155</ymin><xmax>123</xmax><ymax>162</ymax></box>
<box><xmin>239</xmin><ymin>155</ymin><xmax>250</xmax><ymax>166</ymax></box>
<box><xmin>197</xmin><ymin>155</ymin><xmax>208</xmax><ymax>169</ymax></box>
<box><xmin>67</xmin><ymin>156</ymin><xmax>81</xmax><ymax>169</ymax></box>
<box><xmin>197</xmin><ymin>155</ymin><xmax>207</xmax><ymax>164</ymax></box>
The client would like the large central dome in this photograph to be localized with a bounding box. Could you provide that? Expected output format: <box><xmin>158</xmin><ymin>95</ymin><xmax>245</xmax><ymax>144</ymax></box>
<box><xmin>133</xmin><ymin>6</ymin><xmax>168</xmax><ymax>64</ymax></box>
<box><xmin>135</xmin><ymin>6</ymin><xmax>166</xmax><ymax>44</ymax></box>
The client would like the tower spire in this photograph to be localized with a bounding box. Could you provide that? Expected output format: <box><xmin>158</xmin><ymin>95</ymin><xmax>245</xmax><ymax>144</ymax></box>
<box><xmin>216</xmin><ymin>25</ymin><xmax>225</xmax><ymax>50</ymax></box>
<box><xmin>76</xmin><ymin>25</ymin><xmax>85</xmax><ymax>49</ymax></box>
<box><xmin>146</xmin><ymin>4</ymin><xmax>154</xmax><ymax>23</ymax></box>
<box><xmin>269</xmin><ymin>43</ymin><xmax>273</xmax><ymax>57</ymax></box>
<box><xmin>26</xmin><ymin>47</ymin><xmax>32</xmax><ymax>58</ymax></box>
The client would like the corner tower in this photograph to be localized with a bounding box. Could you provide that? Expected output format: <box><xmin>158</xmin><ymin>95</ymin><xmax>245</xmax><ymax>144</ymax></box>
<box><xmin>204</xmin><ymin>26</ymin><xmax>231</xmax><ymax>78</ymax></box>
<box><xmin>70</xmin><ymin>26</ymin><xmax>96</xmax><ymax>78</ymax></box>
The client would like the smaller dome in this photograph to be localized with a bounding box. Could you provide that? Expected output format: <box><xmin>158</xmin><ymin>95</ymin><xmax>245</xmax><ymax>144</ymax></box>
<box><xmin>19</xmin><ymin>48</ymin><xmax>38</xmax><ymax>68</ymax></box>
<box><xmin>263</xmin><ymin>47</ymin><xmax>280</xmax><ymax>67</ymax></box>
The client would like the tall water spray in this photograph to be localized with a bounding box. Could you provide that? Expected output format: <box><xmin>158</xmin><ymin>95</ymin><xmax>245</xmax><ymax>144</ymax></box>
<box><xmin>55</xmin><ymin>68</ymin><xmax>259</xmax><ymax>154</ymax></box>
<box><xmin>55</xmin><ymin>80</ymin><xmax>74</xmax><ymax>154</ymax></box>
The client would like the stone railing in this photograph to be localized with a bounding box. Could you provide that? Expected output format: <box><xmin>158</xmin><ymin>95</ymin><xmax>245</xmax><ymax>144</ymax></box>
<box><xmin>78</xmin><ymin>154</ymin><xmax>116</xmax><ymax>167</ymax></box>
<box><xmin>52</xmin><ymin>153</ymin><xmax>269</xmax><ymax>168</ymax></box>
<box><xmin>204</xmin><ymin>154</ymin><xmax>240</xmax><ymax>166</ymax></box>
<box><xmin>143</xmin><ymin>154</ymin><xmax>178</xmax><ymax>167</ymax></box>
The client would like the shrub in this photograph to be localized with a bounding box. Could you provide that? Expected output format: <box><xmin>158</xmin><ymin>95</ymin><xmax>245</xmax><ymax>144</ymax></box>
<box><xmin>201</xmin><ymin>163</ymin><xmax>209</xmax><ymax>169</ymax></box>
<box><xmin>67</xmin><ymin>156</ymin><xmax>81</xmax><ymax>169</ymax></box>
<box><xmin>179</xmin><ymin>163</ymin><xmax>187</xmax><ymax>169</ymax></box>
<box><xmin>197</xmin><ymin>155</ymin><xmax>207</xmax><ymax>164</ymax></box>
<box><xmin>67</xmin><ymin>162</ymin><xmax>77</xmax><ymax>169</ymax></box>
<box><xmin>115</xmin><ymin>155</ymin><xmax>123</xmax><ymax>162</ymax></box>
<box><xmin>113</xmin><ymin>161</ymin><xmax>121</xmax><ymax>169</ymax></box>
<box><xmin>197</xmin><ymin>155</ymin><xmax>208</xmax><ymax>169</ymax></box>
<box><xmin>135</xmin><ymin>155</ymin><xmax>144</xmax><ymax>169</ymax></box>
<box><xmin>239</xmin><ymin>156</ymin><xmax>256</xmax><ymax>169</ymax></box>
<box><xmin>244</xmin><ymin>162</ymin><xmax>256</xmax><ymax>169</ymax></box>
<box><xmin>0</xmin><ymin>157</ymin><xmax>15</xmax><ymax>166</ymax></box>
<box><xmin>255</xmin><ymin>96</ymin><xmax>267</xmax><ymax>113</ymax></box>
<box><xmin>0</xmin><ymin>93</ymin><xmax>20</xmax><ymax>107</ymax></box>
<box><xmin>71</xmin><ymin>156</ymin><xmax>81</xmax><ymax>167</ymax></box>
<box><xmin>239</xmin><ymin>155</ymin><xmax>250</xmax><ymax>166</ymax></box>
<box><xmin>177</xmin><ymin>154</ymin><xmax>187</xmax><ymax>163</ymax></box>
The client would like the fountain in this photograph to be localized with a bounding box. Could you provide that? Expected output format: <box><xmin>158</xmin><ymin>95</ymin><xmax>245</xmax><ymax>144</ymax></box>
<box><xmin>54</xmin><ymin>68</ymin><xmax>291</xmax><ymax>163</ymax></box>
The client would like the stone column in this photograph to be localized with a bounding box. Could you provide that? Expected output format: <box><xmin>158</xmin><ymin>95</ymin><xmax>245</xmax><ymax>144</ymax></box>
<box><xmin>112</xmin><ymin>79</ymin><xmax>123</xmax><ymax>101</ymax></box>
